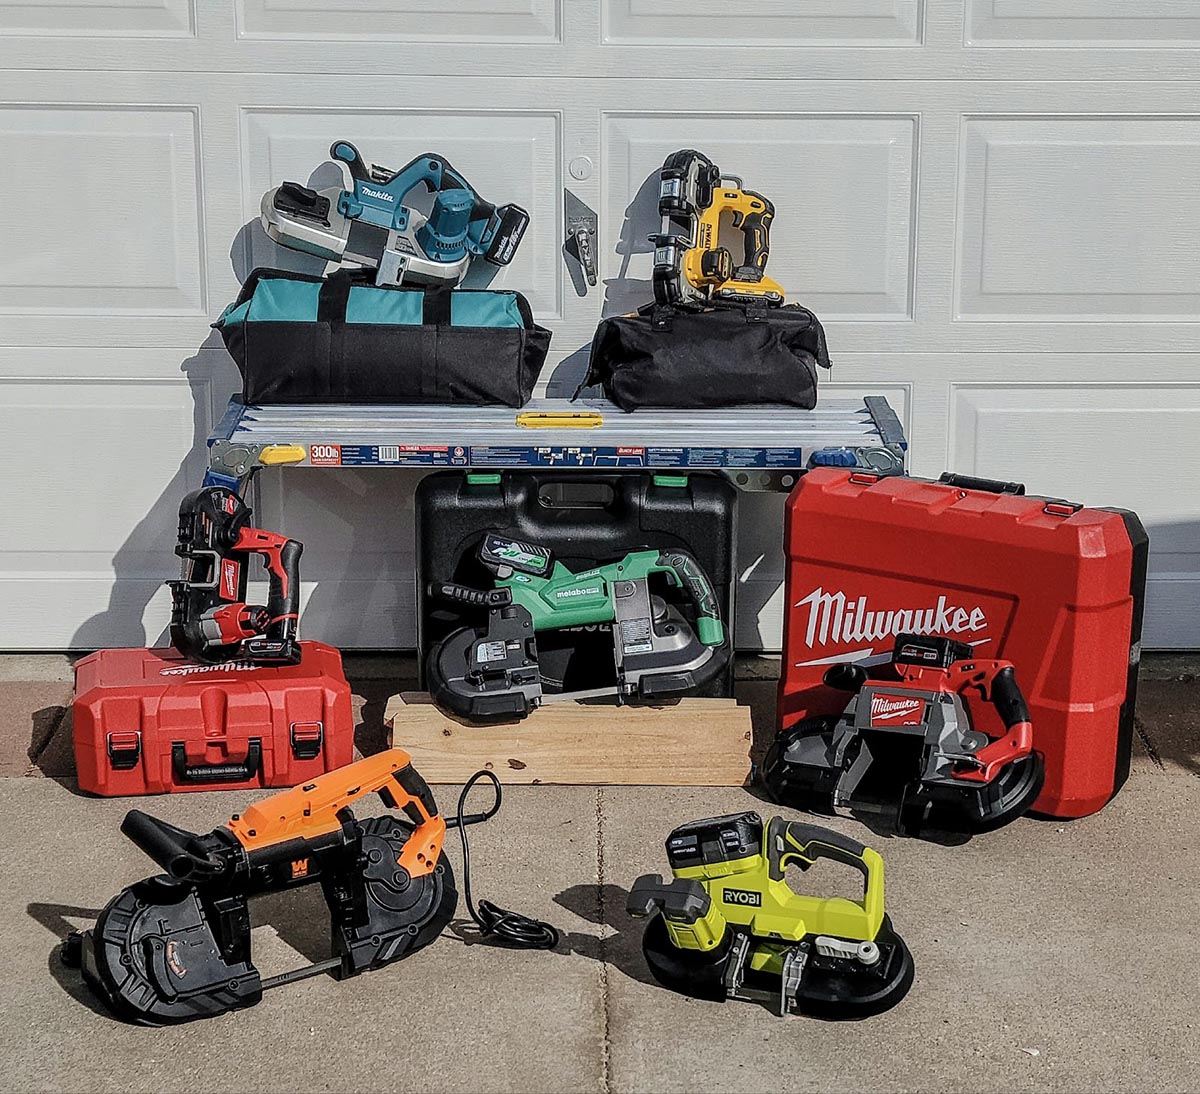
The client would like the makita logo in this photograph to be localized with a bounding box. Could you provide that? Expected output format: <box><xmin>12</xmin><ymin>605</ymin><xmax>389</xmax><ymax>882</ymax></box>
<box><xmin>160</xmin><ymin>662</ymin><xmax>257</xmax><ymax>677</ymax></box>
<box><xmin>795</xmin><ymin>587</ymin><xmax>987</xmax><ymax>650</ymax></box>
<box><xmin>870</xmin><ymin>695</ymin><xmax>924</xmax><ymax>722</ymax></box>
<box><xmin>361</xmin><ymin>186</ymin><xmax>394</xmax><ymax>203</ymax></box>
<box><xmin>723</xmin><ymin>888</ymin><xmax>762</xmax><ymax>907</ymax></box>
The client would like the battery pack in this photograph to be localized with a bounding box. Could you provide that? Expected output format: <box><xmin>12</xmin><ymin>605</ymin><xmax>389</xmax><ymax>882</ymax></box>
<box><xmin>778</xmin><ymin>470</ymin><xmax>1147</xmax><ymax>819</ymax></box>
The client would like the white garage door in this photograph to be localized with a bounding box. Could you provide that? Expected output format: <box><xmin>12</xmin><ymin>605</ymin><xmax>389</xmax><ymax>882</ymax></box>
<box><xmin>0</xmin><ymin>3</ymin><xmax>1196</xmax><ymax>650</ymax></box>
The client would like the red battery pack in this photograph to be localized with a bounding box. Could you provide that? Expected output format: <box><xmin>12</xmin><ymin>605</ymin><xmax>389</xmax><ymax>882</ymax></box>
<box><xmin>73</xmin><ymin>642</ymin><xmax>354</xmax><ymax>796</ymax></box>
<box><xmin>778</xmin><ymin>470</ymin><xmax>1147</xmax><ymax>819</ymax></box>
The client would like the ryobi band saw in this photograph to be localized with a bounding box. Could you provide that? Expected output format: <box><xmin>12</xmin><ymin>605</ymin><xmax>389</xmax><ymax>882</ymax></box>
<box><xmin>426</xmin><ymin>533</ymin><xmax>729</xmax><ymax>721</ymax></box>
<box><xmin>262</xmin><ymin>141</ymin><xmax>528</xmax><ymax>288</ymax></box>
<box><xmin>650</xmin><ymin>149</ymin><xmax>784</xmax><ymax>308</ymax></box>
<box><xmin>628</xmin><ymin>811</ymin><xmax>914</xmax><ymax>1018</ymax></box>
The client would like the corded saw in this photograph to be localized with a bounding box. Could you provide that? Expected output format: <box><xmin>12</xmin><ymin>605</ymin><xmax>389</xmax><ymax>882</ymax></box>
<box><xmin>261</xmin><ymin>140</ymin><xmax>529</xmax><ymax>288</ymax></box>
<box><xmin>650</xmin><ymin>148</ymin><xmax>785</xmax><ymax>308</ymax></box>
<box><xmin>426</xmin><ymin>533</ymin><xmax>730</xmax><ymax>721</ymax></box>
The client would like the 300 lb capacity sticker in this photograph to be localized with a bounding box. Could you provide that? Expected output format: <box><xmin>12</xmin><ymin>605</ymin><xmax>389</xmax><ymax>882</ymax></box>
<box><xmin>309</xmin><ymin>444</ymin><xmax>342</xmax><ymax>466</ymax></box>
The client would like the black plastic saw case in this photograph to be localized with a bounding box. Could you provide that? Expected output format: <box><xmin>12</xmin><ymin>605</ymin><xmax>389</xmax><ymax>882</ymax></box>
<box><xmin>416</xmin><ymin>471</ymin><xmax>738</xmax><ymax>699</ymax></box>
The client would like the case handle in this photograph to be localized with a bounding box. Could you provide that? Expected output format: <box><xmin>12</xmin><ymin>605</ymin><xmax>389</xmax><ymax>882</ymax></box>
<box><xmin>172</xmin><ymin>739</ymin><xmax>262</xmax><ymax>784</ymax></box>
<box><xmin>938</xmin><ymin>472</ymin><xmax>1025</xmax><ymax>495</ymax></box>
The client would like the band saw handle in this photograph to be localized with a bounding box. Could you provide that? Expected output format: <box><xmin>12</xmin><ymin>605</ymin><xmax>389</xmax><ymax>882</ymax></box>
<box><xmin>652</xmin><ymin>549</ymin><xmax>725</xmax><ymax>646</ymax></box>
<box><xmin>330</xmin><ymin>141</ymin><xmax>371</xmax><ymax>183</ymax></box>
<box><xmin>232</xmin><ymin>527</ymin><xmax>302</xmax><ymax>663</ymax></box>
<box><xmin>988</xmin><ymin>665</ymin><xmax>1031</xmax><ymax>730</ymax></box>
<box><xmin>766</xmin><ymin>818</ymin><xmax>872</xmax><ymax>882</ymax></box>
<box><xmin>737</xmin><ymin>192</ymin><xmax>774</xmax><ymax>276</ymax></box>
<box><xmin>121</xmin><ymin>811</ymin><xmax>225</xmax><ymax>880</ymax></box>
<box><xmin>228</xmin><ymin>748</ymin><xmax>446</xmax><ymax>879</ymax></box>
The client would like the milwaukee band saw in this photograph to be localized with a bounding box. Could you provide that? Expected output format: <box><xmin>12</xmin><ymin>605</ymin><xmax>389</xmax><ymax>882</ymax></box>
<box><xmin>262</xmin><ymin>140</ymin><xmax>529</xmax><ymax>288</ymax></box>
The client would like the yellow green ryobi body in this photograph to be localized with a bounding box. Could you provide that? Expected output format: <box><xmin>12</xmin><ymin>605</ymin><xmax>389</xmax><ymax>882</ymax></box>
<box><xmin>628</xmin><ymin>812</ymin><xmax>914</xmax><ymax>1018</ymax></box>
<box><xmin>427</xmin><ymin>533</ymin><xmax>729</xmax><ymax>720</ymax></box>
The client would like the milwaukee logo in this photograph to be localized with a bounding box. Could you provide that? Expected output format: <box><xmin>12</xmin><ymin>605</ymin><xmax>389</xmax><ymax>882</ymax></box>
<box><xmin>722</xmin><ymin>888</ymin><xmax>762</xmax><ymax>907</ymax></box>
<box><xmin>795</xmin><ymin>587</ymin><xmax>987</xmax><ymax>650</ymax></box>
<box><xmin>361</xmin><ymin>186</ymin><xmax>394</xmax><ymax>203</ymax></box>
<box><xmin>870</xmin><ymin>695</ymin><xmax>924</xmax><ymax>723</ymax></box>
<box><xmin>160</xmin><ymin>662</ymin><xmax>257</xmax><ymax>677</ymax></box>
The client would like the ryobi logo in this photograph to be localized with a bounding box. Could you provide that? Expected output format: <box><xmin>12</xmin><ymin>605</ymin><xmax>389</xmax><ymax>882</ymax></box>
<box><xmin>361</xmin><ymin>186</ymin><xmax>394</xmax><ymax>203</ymax></box>
<box><xmin>723</xmin><ymin>888</ymin><xmax>762</xmax><ymax>908</ymax></box>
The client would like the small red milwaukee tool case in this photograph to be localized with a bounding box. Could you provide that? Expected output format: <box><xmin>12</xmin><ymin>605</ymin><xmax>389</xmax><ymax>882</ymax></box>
<box><xmin>778</xmin><ymin>469</ymin><xmax>1147</xmax><ymax>819</ymax></box>
<box><xmin>72</xmin><ymin>641</ymin><xmax>354</xmax><ymax>796</ymax></box>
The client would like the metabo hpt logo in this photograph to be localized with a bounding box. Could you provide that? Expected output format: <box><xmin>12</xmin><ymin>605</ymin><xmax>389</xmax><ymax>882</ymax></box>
<box><xmin>723</xmin><ymin>888</ymin><xmax>762</xmax><ymax>908</ymax></box>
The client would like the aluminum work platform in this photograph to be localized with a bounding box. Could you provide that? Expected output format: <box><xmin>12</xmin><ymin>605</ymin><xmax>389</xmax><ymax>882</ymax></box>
<box><xmin>205</xmin><ymin>395</ymin><xmax>906</xmax><ymax>491</ymax></box>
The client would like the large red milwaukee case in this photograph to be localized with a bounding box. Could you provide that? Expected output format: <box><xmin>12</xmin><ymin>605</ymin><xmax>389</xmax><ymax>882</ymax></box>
<box><xmin>779</xmin><ymin>469</ymin><xmax>1147</xmax><ymax>819</ymax></box>
<box><xmin>73</xmin><ymin>641</ymin><xmax>354</xmax><ymax>796</ymax></box>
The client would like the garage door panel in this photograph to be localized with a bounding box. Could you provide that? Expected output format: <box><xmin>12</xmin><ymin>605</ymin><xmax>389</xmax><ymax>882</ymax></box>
<box><xmin>240</xmin><ymin>107</ymin><xmax>562</xmax><ymax>319</ymax></box>
<box><xmin>602</xmin><ymin>113</ymin><xmax>917</xmax><ymax>320</ymax></box>
<box><xmin>967</xmin><ymin>1</ymin><xmax>1200</xmax><ymax>46</ymax></box>
<box><xmin>0</xmin><ymin>105</ymin><xmax>205</xmax><ymax>316</ymax></box>
<box><xmin>0</xmin><ymin>0</ymin><xmax>195</xmax><ymax>37</ymax></box>
<box><xmin>956</xmin><ymin>116</ymin><xmax>1200</xmax><ymax>321</ymax></box>
<box><xmin>236</xmin><ymin>0</ymin><xmax>559</xmax><ymax>42</ymax></box>
<box><xmin>949</xmin><ymin>382</ymin><xmax>1200</xmax><ymax>648</ymax></box>
<box><xmin>603</xmin><ymin>0</ymin><xmax>923</xmax><ymax>45</ymax></box>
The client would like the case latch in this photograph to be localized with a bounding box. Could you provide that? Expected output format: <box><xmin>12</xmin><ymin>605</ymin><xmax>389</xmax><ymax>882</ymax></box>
<box><xmin>106</xmin><ymin>731</ymin><xmax>142</xmax><ymax>770</ymax></box>
<box><xmin>290</xmin><ymin>722</ymin><xmax>324</xmax><ymax>761</ymax></box>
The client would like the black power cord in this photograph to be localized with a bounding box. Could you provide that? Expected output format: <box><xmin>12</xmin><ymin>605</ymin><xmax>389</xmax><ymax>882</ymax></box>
<box><xmin>445</xmin><ymin>769</ymin><xmax>559</xmax><ymax>950</ymax></box>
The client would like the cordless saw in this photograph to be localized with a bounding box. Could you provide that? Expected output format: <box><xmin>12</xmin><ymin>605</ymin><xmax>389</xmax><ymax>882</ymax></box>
<box><xmin>63</xmin><ymin>750</ymin><xmax>457</xmax><ymax>1024</ymax></box>
<box><xmin>628</xmin><ymin>811</ymin><xmax>914</xmax><ymax>1019</ymax></box>
<box><xmin>762</xmin><ymin>634</ymin><xmax>1045</xmax><ymax>837</ymax></box>
<box><xmin>168</xmin><ymin>486</ymin><xmax>302</xmax><ymax>666</ymax></box>
<box><xmin>261</xmin><ymin>140</ymin><xmax>529</xmax><ymax>288</ymax></box>
<box><xmin>650</xmin><ymin>149</ymin><xmax>784</xmax><ymax>309</ymax></box>
<box><xmin>426</xmin><ymin>534</ymin><xmax>729</xmax><ymax>721</ymax></box>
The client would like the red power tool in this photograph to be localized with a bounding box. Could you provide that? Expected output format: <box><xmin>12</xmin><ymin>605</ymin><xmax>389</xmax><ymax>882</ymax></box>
<box><xmin>168</xmin><ymin>487</ymin><xmax>301</xmax><ymax>665</ymax></box>
<box><xmin>762</xmin><ymin>634</ymin><xmax>1045</xmax><ymax>837</ymax></box>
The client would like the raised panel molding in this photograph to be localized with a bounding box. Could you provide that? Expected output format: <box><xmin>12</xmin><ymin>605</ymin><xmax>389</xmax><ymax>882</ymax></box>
<box><xmin>236</xmin><ymin>0</ymin><xmax>560</xmax><ymax>42</ymax></box>
<box><xmin>602</xmin><ymin>114</ymin><xmax>917</xmax><ymax>320</ymax></box>
<box><xmin>0</xmin><ymin>106</ymin><xmax>205</xmax><ymax>316</ymax></box>
<box><xmin>967</xmin><ymin>0</ymin><xmax>1200</xmax><ymax>46</ymax></box>
<box><xmin>604</xmin><ymin>0</ymin><xmax>923</xmax><ymax>45</ymax></box>
<box><xmin>948</xmin><ymin>382</ymin><xmax>1200</xmax><ymax>648</ymax></box>
<box><xmin>956</xmin><ymin>116</ymin><xmax>1200</xmax><ymax>322</ymax></box>
<box><xmin>0</xmin><ymin>0</ymin><xmax>194</xmax><ymax>36</ymax></box>
<box><xmin>240</xmin><ymin>108</ymin><xmax>562</xmax><ymax>319</ymax></box>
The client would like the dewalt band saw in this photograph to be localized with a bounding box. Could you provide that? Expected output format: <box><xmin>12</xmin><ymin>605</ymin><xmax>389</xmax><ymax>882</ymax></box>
<box><xmin>426</xmin><ymin>533</ymin><xmax>729</xmax><ymax>721</ymax></box>
<box><xmin>628</xmin><ymin>812</ymin><xmax>914</xmax><ymax>1019</ymax></box>
<box><xmin>262</xmin><ymin>141</ymin><xmax>528</xmax><ymax>288</ymax></box>
<box><xmin>650</xmin><ymin>149</ymin><xmax>785</xmax><ymax>308</ymax></box>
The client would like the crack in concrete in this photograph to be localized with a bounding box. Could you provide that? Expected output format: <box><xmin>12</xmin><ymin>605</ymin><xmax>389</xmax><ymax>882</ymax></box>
<box><xmin>1134</xmin><ymin>716</ymin><xmax>1165</xmax><ymax>771</ymax></box>
<box><xmin>595</xmin><ymin>786</ymin><xmax>613</xmax><ymax>1094</ymax></box>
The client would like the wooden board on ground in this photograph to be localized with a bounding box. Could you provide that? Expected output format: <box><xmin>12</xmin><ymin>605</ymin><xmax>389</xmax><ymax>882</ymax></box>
<box><xmin>385</xmin><ymin>693</ymin><xmax>751</xmax><ymax>786</ymax></box>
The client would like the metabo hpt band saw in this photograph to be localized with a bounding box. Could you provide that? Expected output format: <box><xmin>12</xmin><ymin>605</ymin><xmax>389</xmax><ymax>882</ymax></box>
<box><xmin>262</xmin><ymin>140</ymin><xmax>528</xmax><ymax>288</ymax></box>
<box><xmin>426</xmin><ymin>534</ymin><xmax>729</xmax><ymax>720</ymax></box>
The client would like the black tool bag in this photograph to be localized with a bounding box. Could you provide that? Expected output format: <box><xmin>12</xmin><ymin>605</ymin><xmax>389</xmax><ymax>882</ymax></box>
<box><xmin>579</xmin><ymin>301</ymin><xmax>831</xmax><ymax>411</ymax></box>
<box><xmin>214</xmin><ymin>268</ymin><xmax>551</xmax><ymax>407</ymax></box>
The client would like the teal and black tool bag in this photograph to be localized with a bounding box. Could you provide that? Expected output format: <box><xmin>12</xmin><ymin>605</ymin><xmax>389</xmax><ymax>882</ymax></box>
<box><xmin>214</xmin><ymin>268</ymin><xmax>551</xmax><ymax>407</ymax></box>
